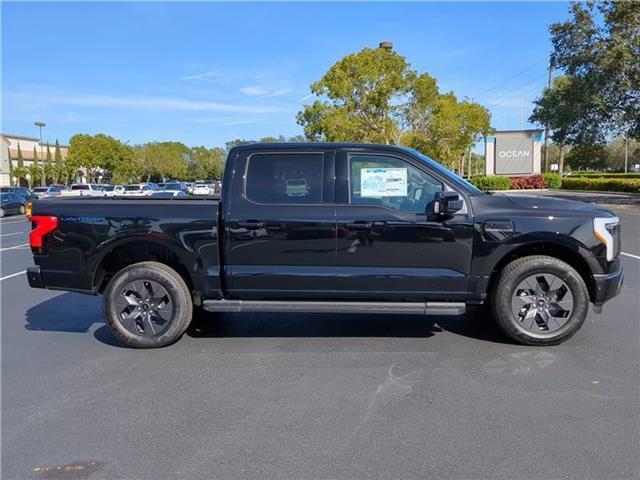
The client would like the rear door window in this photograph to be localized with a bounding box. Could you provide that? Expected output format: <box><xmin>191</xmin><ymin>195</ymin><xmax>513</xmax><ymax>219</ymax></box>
<box><xmin>245</xmin><ymin>153</ymin><xmax>324</xmax><ymax>204</ymax></box>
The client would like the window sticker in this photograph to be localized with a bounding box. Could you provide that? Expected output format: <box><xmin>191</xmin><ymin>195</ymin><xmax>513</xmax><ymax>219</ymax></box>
<box><xmin>361</xmin><ymin>168</ymin><xmax>408</xmax><ymax>197</ymax></box>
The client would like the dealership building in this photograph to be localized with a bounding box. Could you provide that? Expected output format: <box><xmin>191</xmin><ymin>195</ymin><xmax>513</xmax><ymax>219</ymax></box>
<box><xmin>484</xmin><ymin>129</ymin><xmax>543</xmax><ymax>176</ymax></box>
<box><xmin>0</xmin><ymin>133</ymin><xmax>69</xmax><ymax>187</ymax></box>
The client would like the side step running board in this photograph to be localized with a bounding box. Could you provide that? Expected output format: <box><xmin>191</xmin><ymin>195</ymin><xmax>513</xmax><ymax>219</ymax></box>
<box><xmin>202</xmin><ymin>300</ymin><xmax>466</xmax><ymax>316</ymax></box>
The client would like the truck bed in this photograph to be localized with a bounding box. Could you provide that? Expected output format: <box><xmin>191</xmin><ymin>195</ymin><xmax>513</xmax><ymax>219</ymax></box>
<box><xmin>29</xmin><ymin>197</ymin><xmax>222</xmax><ymax>299</ymax></box>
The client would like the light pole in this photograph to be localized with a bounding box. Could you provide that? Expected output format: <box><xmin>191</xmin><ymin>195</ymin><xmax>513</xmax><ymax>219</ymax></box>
<box><xmin>34</xmin><ymin>121</ymin><xmax>46</xmax><ymax>186</ymax></box>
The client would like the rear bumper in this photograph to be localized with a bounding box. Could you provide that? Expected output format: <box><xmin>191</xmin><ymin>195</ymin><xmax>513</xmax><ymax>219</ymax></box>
<box><xmin>593</xmin><ymin>266</ymin><xmax>624</xmax><ymax>305</ymax></box>
<box><xmin>27</xmin><ymin>266</ymin><xmax>45</xmax><ymax>288</ymax></box>
<box><xmin>27</xmin><ymin>266</ymin><xmax>95</xmax><ymax>295</ymax></box>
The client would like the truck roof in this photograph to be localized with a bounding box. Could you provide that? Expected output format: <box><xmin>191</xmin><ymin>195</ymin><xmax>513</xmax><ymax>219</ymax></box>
<box><xmin>228</xmin><ymin>142</ymin><xmax>416</xmax><ymax>155</ymax></box>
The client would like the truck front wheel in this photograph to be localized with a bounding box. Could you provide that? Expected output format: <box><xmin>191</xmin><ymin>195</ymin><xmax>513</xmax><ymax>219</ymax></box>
<box><xmin>103</xmin><ymin>261</ymin><xmax>193</xmax><ymax>348</ymax></box>
<box><xmin>491</xmin><ymin>255</ymin><xmax>589</xmax><ymax>346</ymax></box>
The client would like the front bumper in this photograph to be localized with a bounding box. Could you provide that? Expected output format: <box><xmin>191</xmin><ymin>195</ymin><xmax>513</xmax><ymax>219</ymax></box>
<box><xmin>593</xmin><ymin>266</ymin><xmax>624</xmax><ymax>305</ymax></box>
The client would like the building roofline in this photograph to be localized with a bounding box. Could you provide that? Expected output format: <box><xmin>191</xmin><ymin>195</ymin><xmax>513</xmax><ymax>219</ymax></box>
<box><xmin>487</xmin><ymin>129</ymin><xmax>543</xmax><ymax>135</ymax></box>
<box><xmin>1</xmin><ymin>133</ymin><xmax>68</xmax><ymax>147</ymax></box>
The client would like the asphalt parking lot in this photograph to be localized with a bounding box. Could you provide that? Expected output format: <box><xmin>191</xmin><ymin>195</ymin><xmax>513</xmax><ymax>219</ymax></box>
<box><xmin>2</xmin><ymin>198</ymin><xmax>639</xmax><ymax>480</ymax></box>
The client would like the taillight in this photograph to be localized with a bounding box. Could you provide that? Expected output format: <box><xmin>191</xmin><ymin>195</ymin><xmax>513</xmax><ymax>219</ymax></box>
<box><xmin>30</xmin><ymin>215</ymin><xmax>59</xmax><ymax>250</ymax></box>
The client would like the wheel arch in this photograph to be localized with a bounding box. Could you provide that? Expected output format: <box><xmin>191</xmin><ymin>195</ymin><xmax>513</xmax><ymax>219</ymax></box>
<box><xmin>91</xmin><ymin>238</ymin><xmax>196</xmax><ymax>295</ymax></box>
<box><xmin>486</xmin><ymin>241</ymin><xmax>597</xmax><ymax>302</ymax></box>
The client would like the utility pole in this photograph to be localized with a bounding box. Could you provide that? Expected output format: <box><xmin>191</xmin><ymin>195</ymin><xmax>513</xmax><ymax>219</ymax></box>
<box><xmin>34</xmin><ymin>121</ymin><xmax>46</xmax><ymax>186</ymax></box>
<box><xmin>543</xmin><ymin>58</ymin><xmax>553</xmax><ymax>172</ymax></box>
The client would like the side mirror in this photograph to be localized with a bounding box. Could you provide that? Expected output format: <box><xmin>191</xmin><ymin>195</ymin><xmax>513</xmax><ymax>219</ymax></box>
<box><xmin>433</xmin><ymin>191</ymin><xmax>463</xmax><ymax>215</ymax></box>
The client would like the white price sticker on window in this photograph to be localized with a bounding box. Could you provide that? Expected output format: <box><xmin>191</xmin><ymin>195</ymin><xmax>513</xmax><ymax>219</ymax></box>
<box><xmin>361</xmin><ymin>168</ymin><xmax>407</xmax><ymax>197</ymax></box>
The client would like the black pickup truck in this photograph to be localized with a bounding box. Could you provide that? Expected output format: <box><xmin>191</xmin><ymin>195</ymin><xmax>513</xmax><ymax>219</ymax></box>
<box><xmin>27</xmin><ymin>143</ymin><xmax>623</xmax><ymax>348</ymax></box>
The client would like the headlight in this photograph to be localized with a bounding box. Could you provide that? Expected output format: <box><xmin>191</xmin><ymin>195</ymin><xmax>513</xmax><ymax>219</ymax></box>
<box><xmin>593</xmin><ymin>217</ymin><xmax>620</xmax><ymax>261</ymax></box>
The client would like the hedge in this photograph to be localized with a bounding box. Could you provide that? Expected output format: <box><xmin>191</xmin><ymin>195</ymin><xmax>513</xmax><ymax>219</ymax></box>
<box><xmin>469</xmin><ymin>175</ymin><xmax>511</xmax><ymax>190</ymax></box>
<box><xmin>543</xmin><ymin>172</ymin><xmax>562</xmax><ymax>189</ymax></box>
<box><xmin>570</xmin><ymin>172</ymin><xmax>640</xmax><ymax>179</ymax></box>
<box><xmin>561</xmin><ymin>177</ymin><xmax>640</xmax><ymax>193</ymax></box>
<box><xmin>510</xmin><ymin>174</ymin><xmax>547</xmax><ymax>190</ymax></box>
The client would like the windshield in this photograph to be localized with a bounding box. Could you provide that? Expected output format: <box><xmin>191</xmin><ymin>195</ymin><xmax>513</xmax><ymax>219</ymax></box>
<box><xmin>164</xmin><ymin>183</ymin><xmax>181</xmax><ymax>190</ymax></box>
<box><xmin>125</xmin><ymin>185</ymin><xmax>141</xmax><ymax>191</ymax></box>
<box><xmin>103</xmin><ymin>186</ymin><xmax>115</xmax><ymax>191</ymax></box>
<box><xmin>402</xmin><ymin>147</ymin><xmax>483</xmax><ymax>195</ymax></box>
<box><xmin>71</xmin><ymin>185</ymin><xmax>89</xmax><ymax>190</ymax></box>
<box><xmin>33</xmin><ymin>188</ymin><xmax>47</xmax><ymax>192</ymax></box>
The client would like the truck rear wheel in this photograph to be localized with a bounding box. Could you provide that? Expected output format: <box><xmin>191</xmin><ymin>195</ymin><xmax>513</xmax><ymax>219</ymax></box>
<box><xmin>491</xmin><ymin>255</ymin><xmax>589</xmax><ymax>346</ymax></box>
<box><xmin>103</xmin><ymin>261</ymin><xmax>193</xmax><ymax>348</ymax></box>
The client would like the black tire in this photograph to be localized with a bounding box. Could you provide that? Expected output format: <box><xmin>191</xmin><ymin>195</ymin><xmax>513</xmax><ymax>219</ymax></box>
<box><xmin>491</xmin><ymin>255</ymin><xmax>589</xmax><ymax>346</ymax></box>
<box><xmin>103</xmin><ymin>261</ymin><xmax>193</xmax><ymax>348</ymax></box>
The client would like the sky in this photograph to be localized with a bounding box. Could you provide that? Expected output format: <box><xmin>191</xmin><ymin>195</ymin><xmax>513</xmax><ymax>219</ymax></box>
<box><xmin>2</xmin><ymin>1</ymin><xmax>572</xmax><ymax>149</ymax></box>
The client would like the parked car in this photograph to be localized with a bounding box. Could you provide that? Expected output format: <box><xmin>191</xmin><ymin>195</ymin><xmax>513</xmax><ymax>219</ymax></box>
<box><xmin>27</xmin><ymin>142</ymin><xmax>623</xmax><ymax>349</ymax></box>
<box><xmin>101</xmin><ymin>185</ymin><xmax>124</xmax><ymax>197</ymax></box>
<box><xmin>0</xmin><ymin>186</ymin><xmax>38</xmax><ymax>203</ymax></box>
<box><xmin>123</xmin><ymin>184</ymin><xmax>154</xmax><ymax>196</ymax></box>
<box><xmin>33</xmin><ymin>186</ymin><xmax>63</xmax><ymax>199</ymax></box>
<box><xmin>191</xmin><ymin>182</ymin><xmax>210</xmax><ymax>195</ymax></box>
<box><xmin>152</xmin><ymin>190</ymin><xmax>188</xmax><ymax>198</ymax></box>
<box><xmin>63</xmin><ymin>184</ymin><xmax>103</xmax><ymax>197</ymax></box>
<box><xmin>162</xmin><ymin>182</ymin><xmax>189</xmax><ymax>194</ymax></box>
<box><xmin>0</xmin><ymin>192</ymin><xmax>25</xmax><ymax>217</ymax></box>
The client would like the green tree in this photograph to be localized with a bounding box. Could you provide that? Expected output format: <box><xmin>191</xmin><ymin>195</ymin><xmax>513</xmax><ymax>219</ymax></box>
<box><xmin>27</xmin><ymin>163</ymin><xmax>41</xmax><ymax>189</ymax></box>
<box><xmin>52</xmin><ymin>139</ymin><xmax>65</xmax><ymax>184</ymax></box>
<box><xmin>135</xmin><ymin>142</ymin><xmax>188</xmax><ymax>181</ymax></box>
<box><xmin>606</xmin><ymin>137</ymin><xmax>640</xmax><ymax>171</ymax></box>
<box><xmin>189</xmin><ymin>146</ymin><xmax>225</xmax><ymax>180</ymax></box>
<box><xmin>32</xmin><ymin>147</ymin><xmax>45</xmax><ymax>187</ymax></box>
<box><xmin>225</xmin><ymin>139</ymin><xmax>255</xmax><ymax>152</ymax></box>
<box><xmin>550</xmin><ymin>1</ymin><xmax>640</xmax><ymax>140</ymax></box>
<box><xmin>54</xmin><ymin>139</ymin><xmax>63</xmax><ymax>163</ymax></box>
<box><xmin>565</xmin><ymin>144</ymin><xmax>608</xmax><ymax>171</ymax></box>
<box><xmin>297</xmin><ymin>45</ymin><xmax>491</xmax><ymax>168</ymax></box>
<box><xmin>67</xmin><ymin>133</ymin><xmax>137</xmax><ymax>183</ymax></box>
<box><xmin>530</xmin><ymin>76</ymin><xmax>585</xmax><ymax>174</ymax></box>
<box><xmin>8</xmin><ymin>156</ymin><xmax>13</xmax><ymax>187</ymax></box>
<box><xmin>45</xmin><ymin>144</ymin><xmax>54</xmax><ymax>184</ymax></box>
<box><xmin>14</xmin><ymin>143</ymin><xmax>26</xmax><ymax>187</ymax></box>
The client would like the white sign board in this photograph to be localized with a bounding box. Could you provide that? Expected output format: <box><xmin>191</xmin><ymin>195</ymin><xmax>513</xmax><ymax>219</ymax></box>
<box><xmin>550</xmin><ymin>163</ymin><xmax>559</xmax><ymax>171</ymax></box>
<box><xmin>361</xmin><ymin>168</ymin><xmax>407</xmax><ymax>197</ymax></box>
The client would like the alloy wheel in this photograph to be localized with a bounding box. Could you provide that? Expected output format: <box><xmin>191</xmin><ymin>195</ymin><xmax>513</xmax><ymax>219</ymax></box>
<box><xmin>511</xmin><ymin>273</ymin><xmax>574</xmax><ymax>334</ymax></box>
<box><xmin>114</xmin><ymin>279</ymin><xmax>174</xmax><ymax>337</ymax></box>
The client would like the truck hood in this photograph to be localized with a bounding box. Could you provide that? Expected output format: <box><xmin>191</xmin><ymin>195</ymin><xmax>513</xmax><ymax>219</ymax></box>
<box><xmin>482</xmin><ymin>193</ymin><xmax>615</xmax><ymax>218</ymax></box>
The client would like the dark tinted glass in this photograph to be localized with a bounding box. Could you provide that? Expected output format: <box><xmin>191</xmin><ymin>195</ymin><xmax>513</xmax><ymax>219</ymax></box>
<box><xmin>246</xmin><ymin>153</ymin><xmax>323</xmax><ymax>204</ymax></box>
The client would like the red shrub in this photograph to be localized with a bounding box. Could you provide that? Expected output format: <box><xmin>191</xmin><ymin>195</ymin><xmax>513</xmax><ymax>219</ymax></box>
<box><xmin>509</xmin><ymin>175</ymin><xmax>548</xmax><ymax>190</ymax></box>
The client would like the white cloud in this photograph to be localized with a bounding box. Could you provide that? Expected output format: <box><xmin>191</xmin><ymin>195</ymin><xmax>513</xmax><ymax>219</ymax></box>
<box><xmin>239</xmin><ymin>86</ymin><xmax>269</xmax><ymax>96</ymax></box>
<box><xmin>298</xmin><ymin>93</ymin><xmax>314</xmax><ymax>102</ymax></box>
<box><xmin>180</xmin><ymin>70</ymin><xmax>223</xmax><ymax>81</ymax></box>
<box><xmin>239</xmin><ymin>86</ymin><xmax>292</xmax><ymax>98</ymax></box>
<box><xmin>11</xmin><ymin>91</ymin><xmax>286</xmax><ymax>114</ymax></box>
<box><xmin>189</xmin><ymin>117</ymin><xmax>263</xmax><ymax>127</ymax></box>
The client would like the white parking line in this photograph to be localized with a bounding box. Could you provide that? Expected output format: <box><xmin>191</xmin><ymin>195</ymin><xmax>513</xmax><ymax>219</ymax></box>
<box><xmin>621</xmin><ymin>252</ymin><xmax>640</xmax><ymax>260</ymax></box>
<box><xmin>0</xmin><ymin>243</ymin><xmax>29</xmax><ymax>252</ymax></box>
<box><xmin>0</xmin><ymin>232</ymin><xmax>25</xmax><ymax>238</ymax></box>
<box><xmin>0</xmin><ymin>219</ymin><xmax>28</xmax><ymax>225</ymax></box>
<box><xmin>0</xmin><ymin>270</ymin><xmax>26</xmax><ymax>281</ymax></box>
